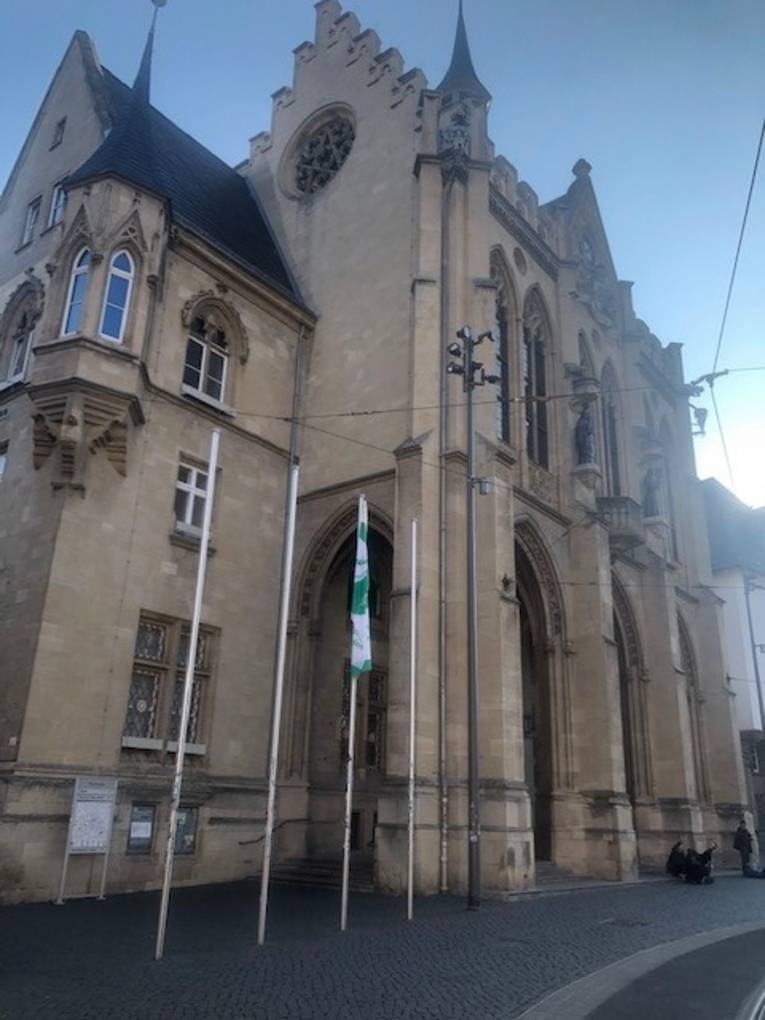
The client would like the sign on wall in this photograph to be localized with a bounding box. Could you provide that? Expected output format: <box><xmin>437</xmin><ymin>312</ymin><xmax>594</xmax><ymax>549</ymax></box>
<box><xmin>56</xmin><ymin>777</ymin><xmax>118</xmax><ymax>904</ymax></box>
<box><xmin>68</xmin><ymin>778</ymin><xmax>119</xmax><ymax>854</ymax></box>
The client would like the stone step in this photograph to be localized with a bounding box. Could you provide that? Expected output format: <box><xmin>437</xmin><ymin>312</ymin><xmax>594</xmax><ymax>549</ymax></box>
<box><xmin>269</xmin><ymin>857</ymin><xmax>375</xmax><ymax>893</ymax></box>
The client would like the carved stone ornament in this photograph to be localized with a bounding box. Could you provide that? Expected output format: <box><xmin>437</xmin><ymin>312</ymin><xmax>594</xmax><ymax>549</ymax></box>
<box><xmin>527</xmin><ymin>462</ymin><xmax>558</xmax><ymax>506</ymax></box>
<box><xmin>180</xmin><ymin>291</ymin><xmax>250</xmax><ymax>364</ymax></box>
<box><xmin>0</xmin><ymin>272</ymin><xmax>45</xmax><ymax>335</ymax></box>
<box><xmin>30</xmin><ymin>385</ymin><xmax>143</xmax><ymax>489</ymax></box>
<box><xmin>295</xmin><ymin>115</ymin><xmax>355</xmax><ymax>195</ymax></box>
<box><xmin>439</xmin><ymin>105</ymin><xmax>471</xmax><ymax>185</ymax></box>
<box><xmin>570</xmin><ymin>232</ymin><xmax>618</xmax><ymax>328</ymax></box>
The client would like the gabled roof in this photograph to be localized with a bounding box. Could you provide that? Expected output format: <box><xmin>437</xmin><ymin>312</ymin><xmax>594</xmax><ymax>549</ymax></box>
<box><xmin>702</xmin><ymin>477</ymin><xmax>765</xmax><ymax>575</ymax></box>
<box><xmin>66</xmin><ymin>29</ymin><xmax>300</xmax><ymax>303</ymax></box>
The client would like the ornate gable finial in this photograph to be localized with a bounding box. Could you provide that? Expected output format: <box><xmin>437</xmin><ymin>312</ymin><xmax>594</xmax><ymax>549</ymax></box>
<box><xmin>572</xmin><ymin>158</ymin><xmax>592</xmax><ymax>179</ymax></box>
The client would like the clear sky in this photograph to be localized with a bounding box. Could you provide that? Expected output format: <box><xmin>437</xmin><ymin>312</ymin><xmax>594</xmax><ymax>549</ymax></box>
<box><xmin>2</xmin><ymin>0</ymin><xmax>763</xmax><ymax>505</ymax></box>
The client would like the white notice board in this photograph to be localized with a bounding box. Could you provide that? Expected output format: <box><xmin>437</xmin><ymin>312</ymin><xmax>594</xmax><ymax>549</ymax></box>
<box><xmin>67</xmin><ymin>777</ymin><xmax>118</xmax><ymax>855</ymax></box>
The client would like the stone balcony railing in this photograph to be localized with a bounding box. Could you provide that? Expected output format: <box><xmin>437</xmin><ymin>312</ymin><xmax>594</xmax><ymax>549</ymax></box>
<box><xmin>596</xmin><ymin>495</ymin><xmax>645</xmax><ymax>554</ymax></box>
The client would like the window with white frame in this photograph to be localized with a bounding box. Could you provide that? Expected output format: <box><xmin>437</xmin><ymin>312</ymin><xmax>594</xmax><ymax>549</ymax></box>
<box><xmin>183</xmin><ymin>316</ymin><xmax>228</xmax><ymax>404</ymax></box>
<box><xmin>99</xmin><ymin>250</ymin><xmax>134</xmax><ymax>342</ymax></box>
<box><xmin>123</xmin><ymin>615</ymin><xmax>215</xmax><ymax>750</ymax></box>
<box><xmin>48</xmin><ymin>183</ymin><xmax>67</xmax><ymax>228</ymax></box>
<box><xmin>62</xmin><ymin>248</ymin><xmax>90</xmax><ymax>336</ymax></box>
<box><xmin>174</xmin><ymin>461</ymin><xmax>208</xmax><ymax>534</ymax></box>
<box><xmin>20</xmin><ymin>197</ymin><xmax>41</xmax><ymax>247</ymax></box>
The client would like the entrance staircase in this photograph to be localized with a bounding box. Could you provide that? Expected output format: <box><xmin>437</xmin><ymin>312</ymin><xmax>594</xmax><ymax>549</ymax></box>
<box><xmin>270</xmin><ymin>854</ymin><xmax>375</xmax><ymax>893</ymax></box>
<box><xmin>533</xmin><ymin>860</ymin><xmax>589</xmax><ymax>889</ymax></box>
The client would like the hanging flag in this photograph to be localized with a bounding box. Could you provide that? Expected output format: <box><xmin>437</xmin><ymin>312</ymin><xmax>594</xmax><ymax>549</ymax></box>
<box><xmin>350</xmin><ymin>496</ymin><xmax>372</xmax><ymax>680</ymax></box>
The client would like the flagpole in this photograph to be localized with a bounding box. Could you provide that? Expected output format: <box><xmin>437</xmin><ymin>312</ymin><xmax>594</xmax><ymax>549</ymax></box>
<box><xmin>407</xmin><ymin>518</ymin><xmax>418</xmax><ymax>921</ymax></box>
<box><xmin>155</xmin><ymin>427</ymin><xmax>220</xmax><ymax>962</ymax></box>
<box><xmin>341</xmin><ymin>494</ymin><xmax>371</xmax><ymax>932</ymax></box>
<box><xmin>340</xmin><ymin>669</ymin><xmax>359</xmax><ymax>932</ymax></box>
<box><xmin>258</xmin><ymin>462</ymin><xmax>300</xmax><ymax>946</ymax></box>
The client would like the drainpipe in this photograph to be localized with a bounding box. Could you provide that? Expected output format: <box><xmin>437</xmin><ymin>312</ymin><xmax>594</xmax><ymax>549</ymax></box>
<box><xmin>438</xmin><ymin>178</ymin><xmax>454</xmax><ymax>893</ymax></box>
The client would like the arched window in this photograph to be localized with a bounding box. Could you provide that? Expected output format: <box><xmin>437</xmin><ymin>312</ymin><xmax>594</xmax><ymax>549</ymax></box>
<box><xmin>522</xmin><ymin>290</ymin><xmax>549</xmax><ymax>468</ymax></box>
<box><xmin>99</xmin><ymin>250</ymin><xmax>134</xmax><ymax>342</ymax></box>
<box><xmin>600</xmin><ymin>364</ymin><xmax>621</xmax><ymax>495</ymax></box>
<box><xmin>678</xmin><ymin>614</ymin><xmax>709</xmax><ymax>803</ymax></box>
<box><xmin>183</xmin><ymin>313</ymin><xmax>228</xmax><ymax>404</ymax></box>
<box><xmin>62</xmin><ymin>248</ymin><xmax>91</xmax><ymax>337</ymax></box>
<box><xmin>490</xmin><ymin>252</ymin><xmax>513</xmax><ymax>442</ymax></box>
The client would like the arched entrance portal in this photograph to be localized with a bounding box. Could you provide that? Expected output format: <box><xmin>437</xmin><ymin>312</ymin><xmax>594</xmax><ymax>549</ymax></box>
<box><xmin>305</xmin><ymin>526</ymin><xmax>393</xmax><ymax>859</ymax></box>
<box><xmin>515</xmin><ymin>541</ymin><xmax>553</xmax><ymax>861</ymax></box>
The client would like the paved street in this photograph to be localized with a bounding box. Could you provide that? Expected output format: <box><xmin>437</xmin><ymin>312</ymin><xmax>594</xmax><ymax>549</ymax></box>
<box><xmin>3</xmin><ymin>876</ymin><xmax>765</xmax><ymax>1019</ymax></box>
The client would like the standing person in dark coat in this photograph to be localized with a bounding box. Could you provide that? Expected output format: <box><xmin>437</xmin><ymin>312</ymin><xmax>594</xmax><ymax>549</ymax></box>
<box><xmin>733</xmin><ymin>820</ymin><xmax>754</xmax><ymax>874</ymax></box>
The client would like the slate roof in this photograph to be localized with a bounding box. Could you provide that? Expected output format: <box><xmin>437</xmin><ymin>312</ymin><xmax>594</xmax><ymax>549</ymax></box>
<box><xmin>702</xmin><ymin>477</ymin><xmax>765</xmax><ymax>575</ymax></box>
<box><xmin>436</xmin><ymin>0</ymin><xmax>491</xmax><ymax>103</ymax></box>
<box><xmin>68</xmin><ymin>60</ymin><xmax>300</xmax><ymax>303</ymax></box>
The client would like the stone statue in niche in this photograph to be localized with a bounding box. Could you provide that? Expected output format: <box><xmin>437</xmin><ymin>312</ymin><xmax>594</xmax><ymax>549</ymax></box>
<box><xmin>574</xmin><ymin>405</ymin><xmax>596</xmax><ymax>465</ymax></box>
<box><xmin>642</xmin><ymin>466</ymin><xmax>662</xmax><ymax>517</ymax></box>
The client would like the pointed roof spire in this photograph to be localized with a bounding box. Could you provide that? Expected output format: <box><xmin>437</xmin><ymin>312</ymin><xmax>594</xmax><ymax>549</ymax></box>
<box><xmin>436</xmin><ymin>0</ymin><xmax>491</xmax><ymax>104</ymax></box>
<box><xmin>134</xmin><ymin>0</ymin><xmax>166</xmax><ymax>106</ymax></box>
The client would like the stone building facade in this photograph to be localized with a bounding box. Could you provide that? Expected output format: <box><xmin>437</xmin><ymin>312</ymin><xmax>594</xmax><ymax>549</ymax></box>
<box><xmin>0</xmin><ymin>3</ymin><xmax>750</xmax><ymax>903</ymax></box>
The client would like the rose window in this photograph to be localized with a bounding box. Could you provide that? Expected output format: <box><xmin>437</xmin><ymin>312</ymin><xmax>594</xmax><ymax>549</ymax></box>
<box><xmin>295</xmin><ymin>117</ymin><xmax>355</xmax><ymax>195</ymax></box>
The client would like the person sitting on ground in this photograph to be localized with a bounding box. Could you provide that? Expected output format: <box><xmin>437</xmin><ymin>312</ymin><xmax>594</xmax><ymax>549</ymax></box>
<box><xmin>684</xmin><ymin>843</ymin><xmax>717</xmax><ymax>885</ymax></box>
<box><xmin>733</xmin><ymin>819</ymin><xmax>754</xmax><ymax>874</ymax></box>
<box><xmin>666</xmin><ymin>841</ymin><xmax>686</xmax><ymax>878</ymax></box>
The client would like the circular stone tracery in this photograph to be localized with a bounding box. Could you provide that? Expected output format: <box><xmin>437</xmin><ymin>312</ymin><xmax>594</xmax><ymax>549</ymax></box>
<box><xmin>295</xmin><ymin>116</ymin><xmax>355</xmax><ymax>195</ymax></box>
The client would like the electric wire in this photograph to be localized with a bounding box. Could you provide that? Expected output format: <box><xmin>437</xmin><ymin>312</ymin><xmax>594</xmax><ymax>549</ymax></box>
<box><xmin>711</xmin><ymin>116</ymin><xmax>765</xmax><ymax>373</ymax></box>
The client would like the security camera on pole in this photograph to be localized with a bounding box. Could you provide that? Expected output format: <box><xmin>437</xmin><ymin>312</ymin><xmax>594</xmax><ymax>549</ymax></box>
<box><xmin>446</xmin><ymin>325</ymin><xmax>500</xmax><ymax>910</ymax></box>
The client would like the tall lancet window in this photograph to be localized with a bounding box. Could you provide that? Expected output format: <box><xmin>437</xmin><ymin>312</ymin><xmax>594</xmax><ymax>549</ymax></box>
<box><xmin>62</xmin><ymin>248</ymin><xmax>91</xmax><ymax>337</ymax></box>
<box><xmin>522</xmin><ymin>290</ymin><xmax>549</xmax><ymax>468</ymax></box>
<box><xmin>490</xmin><ymin>253</ymin><xmax>512</xmax><ymax>443</ymax></box>
<box><xmin>600</xmin><ymin>363</ymin><xmax>621</xmax><ymax>495</ymax></box>
<box><xmin>99</xmin><ymin>250</ymin><xmax>134</xmax><ymax>343</ymax></box>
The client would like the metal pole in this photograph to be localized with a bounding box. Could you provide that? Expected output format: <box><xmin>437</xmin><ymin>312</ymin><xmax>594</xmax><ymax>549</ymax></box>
<box><xmin>258</xmin><ymin>463</ymin><xmax>300</xmax><ymax>946</ymax></box>
<box><xmin>407</xmin><ymin>518</ymin><xmax>418</xmax><ymax>921</ymax></box>
<box><xmin>744</xmin><ymin>578</ymin><xmax>765</xmax><ymax>733</ymax></box>
<box><xmin>465</xmin><ymin>336</ymin><xmax>481</xmax><ymax>910</ymax></box>
<box><xmin>340</xmin><ymin>671</ymin><xmax>359</xmax><ymax>931</ymax></box>
<box><xmin>155</xmin><ymin>427</ymin><xmax>220</xmax><ymax>961</ymax></box>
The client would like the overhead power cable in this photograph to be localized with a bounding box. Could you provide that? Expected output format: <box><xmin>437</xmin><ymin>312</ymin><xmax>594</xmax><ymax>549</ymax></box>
<box><xmin>711</xmin><ymin>116</ymin><xmax>765</xmax><ymax>373</ymax></box>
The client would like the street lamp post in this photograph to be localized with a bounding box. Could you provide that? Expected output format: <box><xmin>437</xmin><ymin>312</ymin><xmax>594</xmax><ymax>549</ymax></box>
<box><xmin>447</xmin><ymin>326</ymin><xmax>500</xmax><ymax>910</ymax></box>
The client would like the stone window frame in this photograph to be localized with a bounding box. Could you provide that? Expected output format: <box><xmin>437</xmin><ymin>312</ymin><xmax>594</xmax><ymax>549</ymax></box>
<box><xmin>0</xmin><ymin>278</ymin><xmax>44</xmax><ymax>386</ymax></box>
<box><xmin>279</xmin><ymin>103</ymin><xmax>357</xmax><ymax>201</ymax></box>
<box><xmin>121</xmin><ymin>612</ymin><xmax>217</xmax><ymax>757</ymax></box>
<box><xmin>98</xmin><ymin>249</ymin><xmax>135</xmax><ymax>344</ymax></box>
<box><xmin>490</xmin><ymin>248</ymin><xmax>518</xmax><ymax>445</ymax></box>
<box><xmin>61</xmin><ymin>247</ymin><xmax>91</xmax><ymax>337</ymax></box>
<box><xmin>47</xmin><ymin>182</ymin><xmax>67</xmax><ymax>229</ymax></box>
<box><xmin>19</xmin><ymin>195</ymin><xmax>42</xmax><ymax>248</ymax></box>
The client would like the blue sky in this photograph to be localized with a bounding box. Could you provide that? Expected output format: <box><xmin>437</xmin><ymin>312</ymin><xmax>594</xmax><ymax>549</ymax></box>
<box><xmin>2</xmin><ymin>0</ymin><xmax>763</xmax><ymax>504</ymax></box>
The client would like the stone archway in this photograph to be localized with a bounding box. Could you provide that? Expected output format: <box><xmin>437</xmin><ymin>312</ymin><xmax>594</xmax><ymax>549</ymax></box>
<box><xmin>515</xmin><ymin>538</ymin><xmax>555</xmax><ymax>861</ymax></box>
<box><xmin>287</xmin><ymin>506</ymin><xmax>394</xmax><ymax>867</ymax></box>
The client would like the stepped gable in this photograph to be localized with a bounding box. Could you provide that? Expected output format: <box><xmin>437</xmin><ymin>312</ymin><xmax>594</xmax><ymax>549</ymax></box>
<box><xmin>67</xmin><ymin>22</ymin><xmax>299</xmax><ymax>302</ymax></box>
<box><xmin>250</xmin><ymin>0</ymin><xmax>428</xmax><ymax>160</ymax></box>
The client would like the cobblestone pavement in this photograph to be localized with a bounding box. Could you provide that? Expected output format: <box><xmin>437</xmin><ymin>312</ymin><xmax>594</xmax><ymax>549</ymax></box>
<box><xmin>3</xmin><ymin>877</ymin><xmax>765</xmax><ymax>1020</ymax></box>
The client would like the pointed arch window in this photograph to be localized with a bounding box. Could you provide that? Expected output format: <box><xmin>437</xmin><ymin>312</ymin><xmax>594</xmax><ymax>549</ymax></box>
<box><xmin>600</xmin><ymin>366</ymin><xmax>621</xmax><ymax>495</ymax></box>
<box><xmin>678</xmin><ymin>614</ymin><xmax>709</xmax><ymax>803</ymax></box>
<box><xmin>491</xmin><ymin>254</ymin><xmax>512</xmax><ymax>442</ymax></box>
<box><xmin>522</xmin><ymin>293</ymin><xmax>548</xmax><ymax>468</ymax></box>
<box><xmin>99</xmin><ymin>250</ymin><xmax>134</xmax><ymax>343</ymax></box>
<box><xmin>659</xmin><ymin>422</ymin><xmax>680</xmax><ymax>560</ymax></box>
<box><xmin>62</xmin><ymin>248</ymin><xmax>91</xmax><ymax>337</ymax></box>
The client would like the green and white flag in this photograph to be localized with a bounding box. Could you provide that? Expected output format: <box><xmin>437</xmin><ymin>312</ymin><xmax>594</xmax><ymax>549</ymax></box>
<box><xmin>350</xmin><ymin>495</ymin><xmax>372</xmax><ymax>679</ymax></box>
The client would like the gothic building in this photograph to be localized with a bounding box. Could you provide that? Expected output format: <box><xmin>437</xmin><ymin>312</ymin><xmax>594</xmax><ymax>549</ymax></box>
<box><xmin>0</xmin><ymin>2</ymin><xmax>749</xmax><ymax>903</ymax></box>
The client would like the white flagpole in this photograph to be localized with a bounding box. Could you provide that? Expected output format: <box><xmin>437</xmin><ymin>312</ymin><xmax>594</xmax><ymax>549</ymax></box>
<box><xmin>341</xmin><ymin>494</ymin><xmax>369</xmax><ymax>932</ymax></box>
<box><xmin>258</xmin><ymin>462</ymin><xmax>300</xmax><ymax>946</ymax></box>
<box><xmin>155</xmin><ymin>427</ymin><xmax>220</xmax><ymax>962</ymax></box>
<box><xmin>407</xmin><ymin>518</ymin><xmax>418</xmax><ymax>921</ymax></box>
<box><xmin>340</xmin><ymin>671</ymin><xmax>359</xmax><ymax>932</ymax></box>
